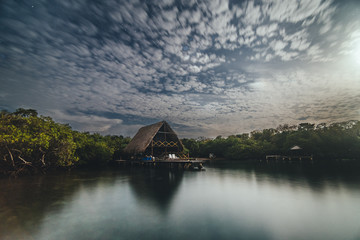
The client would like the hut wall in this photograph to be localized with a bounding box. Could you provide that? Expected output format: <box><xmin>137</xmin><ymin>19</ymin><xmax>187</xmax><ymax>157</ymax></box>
<box><xmin>144</xmin><ymin>124</ymin><xmax>182</xmax><ymax>157</ymax></box>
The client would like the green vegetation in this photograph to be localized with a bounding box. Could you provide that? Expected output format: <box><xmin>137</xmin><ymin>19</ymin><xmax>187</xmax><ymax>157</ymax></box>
<box><xmin>0</xmin><ymin>109</ymin><xmax>130</xmax><ymax>176</ymax></box>
<box><xmin>2</xmin><ymin>108</ymin><xmax>360</xmax><ymax>176</ymax></box>
<box><xmin>182</xmin><ymin>121</ymin><xmax>360</xmax><ymax>161</ymax></box>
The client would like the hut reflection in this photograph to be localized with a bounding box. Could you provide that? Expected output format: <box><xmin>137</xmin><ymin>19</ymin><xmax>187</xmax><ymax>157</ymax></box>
<box><xmin>128</xmin><ymin>169</ymin><xmax>184</xmax><ymax>212</ymax></box>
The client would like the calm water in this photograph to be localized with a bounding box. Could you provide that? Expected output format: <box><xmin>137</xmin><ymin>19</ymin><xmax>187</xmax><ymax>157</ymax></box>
<box><xmin>1</xmin><ymin>163</ymin><xmax>360</xmax><ymax>240</ymax></box>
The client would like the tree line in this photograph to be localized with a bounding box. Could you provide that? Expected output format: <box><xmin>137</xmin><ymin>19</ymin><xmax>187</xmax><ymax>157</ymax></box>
<box><xmin>2</xmin><ymin>108</ymin><xmax>359</xmax><ymax>176</ymax></box>
<box><xmin>0</xmin><ymin>109</ymin><xmax>130</xmax><ymax>176</ymax></box>
<box><xmin>181</xmin><ymin>121</ymin><xmax>360</xmax><ymax>161</ymax></box>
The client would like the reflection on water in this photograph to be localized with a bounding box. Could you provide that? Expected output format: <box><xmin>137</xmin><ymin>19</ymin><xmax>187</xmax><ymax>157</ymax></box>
<box><xmin>0</xmin><ymin>170</ymin><xmax>121</xmax><ymax>240</ymax></box>
<box><xmin>129</xmin><ymin>170</ymin><xmax>183</xmax><ymax>212</ymax></box>
<box><xmin>1</xmin><ymin>163</ymin><xmax>360</xmax><ymax>240</ymax></box>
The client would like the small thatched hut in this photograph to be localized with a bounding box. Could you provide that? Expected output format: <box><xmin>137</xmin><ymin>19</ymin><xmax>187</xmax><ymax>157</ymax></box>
<box><xmin>289</xmin><ymin>145</ymin><xmax>304</xmax><ymax>155</ymax></box>
<box><xmin>124</xmin><ymin>121</ymin><xmax>184</xmax><ymax>159</ymax></box>
<box><xmin>290</xmin><ymin>145</ymin><xmax>302</xmax><ymax>151</ymax></box>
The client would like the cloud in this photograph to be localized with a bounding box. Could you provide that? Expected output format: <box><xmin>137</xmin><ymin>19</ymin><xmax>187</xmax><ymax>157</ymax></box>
<box><xmin>270</xmin><ymin>40</ymin><xmax>288</xmax><ymax>51</ymax></box>
<box><xmin>51</xmin><ymin>110</ymin><xmax>123</xmax><ymax>132</ymax></box>
<box><xmin>256</xmin><ymin>23</ymin><xmax>278</xmax><ymax>37</ymax></box>
<box><xmin>263</xmin><ymin>0</ymin><xmax>334</xmax><ymax>23</ymax></box>
<box><xmin>242</xmin><ymin>1</ymin><xmax>262</xmax><ymax>25</ymax></box>
<box><xmin>1</xmin><ymin>0</ymin><xmax>359</xmax><ymax>138</ymax></box>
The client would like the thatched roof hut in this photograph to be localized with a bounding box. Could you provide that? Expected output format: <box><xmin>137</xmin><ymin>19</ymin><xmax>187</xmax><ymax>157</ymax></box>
<box><xmin>289</xmin><ymin>145</ymin><xmax>306</xmax><ymax>156</ymax></box>
<box><xmin>290</xmin><ymin>145</ymin><xmax>302</xmax><ymax>151</ymax></box>
<box><xmin>124</xmin><ymin>121</ymin><xmax>184</xmax><ymax>157</ymax></box>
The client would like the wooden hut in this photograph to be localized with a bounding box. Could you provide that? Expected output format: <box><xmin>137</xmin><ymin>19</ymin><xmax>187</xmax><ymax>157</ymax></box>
<box><xmin>289</xmin><ymin>145</ymin><xmax>305</xmax><ymax>156</ymax></box>
<box><xmin>290</xmin><ymin>145</ymin><xmax>302</xmax><ymax>151</ymax></box>
<box><xmin>265</xmin><ymin>145</ymin><xmax>313</xmax><ymax>162</ymax></box>
<box><xmin>123</xmin><ymin>121</ymin><xmax>185</xmax><ymax>159</ymax></box>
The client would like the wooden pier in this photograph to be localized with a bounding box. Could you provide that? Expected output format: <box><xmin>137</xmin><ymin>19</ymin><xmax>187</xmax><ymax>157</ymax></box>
<box><xmin>265</xmin><ymin>155</ymin><xmax>313</xmax><ymax>162</ymax></box>
<box><xmin>114</xmin><ymin>159</ymin><xmax>208</xmax><ymax>170</ymax></box>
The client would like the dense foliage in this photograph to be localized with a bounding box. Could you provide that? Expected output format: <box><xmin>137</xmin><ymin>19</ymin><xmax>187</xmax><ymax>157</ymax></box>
<box><xmin>182</xmin><ymin>121</ymin><xmax>360</xmax><ymax>161</ymax></box>
<box><xmin>2</xmin><ymin>108</ymin><xmax>359</xmax><ymax>176</ymax></box>
<box><xmin>0</xmin><ymin>109</ymin><xmax>130</xmax><ymax>176</ymax></box>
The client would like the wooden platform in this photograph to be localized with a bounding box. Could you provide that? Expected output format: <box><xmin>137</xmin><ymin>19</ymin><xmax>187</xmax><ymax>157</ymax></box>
<box><xmin>265</xmin><ymin>155</ymin><xmax>313</xmax><ymax>161</ymax></box>
<box><xmin>114</xmin><ymin>159</ymin><xmax>208</xmax><ymax>170</ymax></box>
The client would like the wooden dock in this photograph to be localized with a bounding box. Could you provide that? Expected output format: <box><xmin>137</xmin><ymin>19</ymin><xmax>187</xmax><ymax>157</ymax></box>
<box><xmin>265</xmin><ymin>155</ymin><xmax>313</xmax><ymax>162</ymax></box>
<box><xmin>114</xmin><ymin>159</ymin><xmax>208</xmax><ymax>170</ymax></box>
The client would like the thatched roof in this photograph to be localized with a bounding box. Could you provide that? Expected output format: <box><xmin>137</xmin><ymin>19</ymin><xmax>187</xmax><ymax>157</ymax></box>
<box><xmin>124</xmin><ymin>121</ymin><xmax>184</xmax><ymax>155</ymax></box>
<box><xmin>290</xmin><ymin>145</ymin><xmax>302</xmax><ymax>150</ymax></box>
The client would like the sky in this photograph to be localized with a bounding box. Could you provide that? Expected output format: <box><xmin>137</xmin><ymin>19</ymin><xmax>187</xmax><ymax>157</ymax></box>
<box><xmin>1</xmin><ymin>0</ymin><xmax>360</xmax><ymax>138</ymax></box>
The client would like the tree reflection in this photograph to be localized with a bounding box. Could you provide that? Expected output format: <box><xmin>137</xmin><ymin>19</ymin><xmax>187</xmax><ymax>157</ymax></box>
<box><xmin>210</xmin><ymin>161</ymin><xmax>360</xmax><ymax>192</ymax></box>
<box><xmin>0</xmin><ymin>170</ymin><xmax>121</xmax><ymax>239</ymax></box>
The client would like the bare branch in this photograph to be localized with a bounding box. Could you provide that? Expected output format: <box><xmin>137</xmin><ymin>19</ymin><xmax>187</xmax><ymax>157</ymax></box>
<box><xmin>39</xmin><ymin>147</ymin><xmax>46</xmax><ymax>166</ymax></box>
<box><xmin>18</xmin><ymin>156</ymin><xmax>32</xmax><ymax>165</ymax></box>
<box><xmin>5</xmin><ymin>145</ymin><xmax>15</xmax><ymax>167</ymax></box>
<box><xmin>41</xmin><ymin>153</ymin><xmax>46</xmax><ymax>166</ymax></box>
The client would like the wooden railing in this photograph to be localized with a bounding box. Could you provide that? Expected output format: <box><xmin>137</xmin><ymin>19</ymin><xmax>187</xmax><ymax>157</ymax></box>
<box><xmin>152</xmin><ymin>140</ymin><xmax>178</xmax><ymax>147</ymax></box>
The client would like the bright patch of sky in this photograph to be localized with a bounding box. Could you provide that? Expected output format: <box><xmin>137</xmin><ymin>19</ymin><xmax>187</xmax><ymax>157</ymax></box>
<box><xmin>1</xmin><ymin>0</ymin><xmax>360</xmax><ymax>137</ymax></box>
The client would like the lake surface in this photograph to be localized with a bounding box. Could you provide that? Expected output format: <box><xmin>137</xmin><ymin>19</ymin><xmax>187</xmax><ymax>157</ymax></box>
<box><xmin>1</xmin><ymin>162</ymin><xmax>360</xmax><ymax>240</ymax></box>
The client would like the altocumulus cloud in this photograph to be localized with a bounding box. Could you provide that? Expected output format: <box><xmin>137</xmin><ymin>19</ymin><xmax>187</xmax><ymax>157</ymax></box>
<box><xmin>0</xmin><ymin>0</ymin><xmax>360</xmax><ymax>137</ymax></box>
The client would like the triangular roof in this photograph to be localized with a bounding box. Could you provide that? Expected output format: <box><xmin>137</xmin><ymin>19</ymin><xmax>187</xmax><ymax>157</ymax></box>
<box><xmin>124</xmin><ymin>121</ymin><xmax>184</xmax><ymax>155</ymax></box>
<box><xmin>290</xmin><ymin>145</ymin><xmax>302</xmax><ymax>150</ymax></box>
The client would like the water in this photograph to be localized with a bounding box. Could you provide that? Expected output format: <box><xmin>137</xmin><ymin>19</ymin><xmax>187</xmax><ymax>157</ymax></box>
<box><xmin>1</xmin><ymin>163</ymin><xmax>360</xmax><ymax>240</ymax></box>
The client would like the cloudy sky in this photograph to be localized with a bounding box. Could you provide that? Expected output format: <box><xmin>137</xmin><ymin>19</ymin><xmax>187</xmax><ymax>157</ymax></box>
<box><xmin>1</xmin><ymin>0</ymin><xmax>360</xmax><ymax>137</ymax></box>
